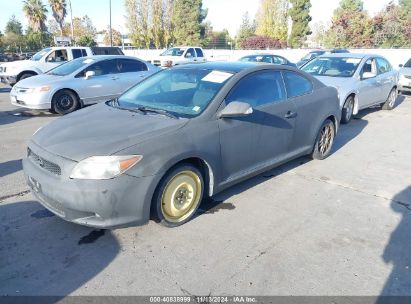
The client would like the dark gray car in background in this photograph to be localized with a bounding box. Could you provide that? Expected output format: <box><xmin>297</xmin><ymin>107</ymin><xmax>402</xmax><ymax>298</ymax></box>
<box><xmin>23</xmin><ymin>62</ymin><xmax>340</xmax><ymax>228</ymax></box>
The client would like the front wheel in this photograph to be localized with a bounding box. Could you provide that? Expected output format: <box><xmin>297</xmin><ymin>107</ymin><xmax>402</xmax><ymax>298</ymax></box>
<box><xmin>151</xmin><ymin>164</ymin><xmax>204</xmax><ymax>227</ymax></box>
<box><xmin>382</xmin><ymin>88</ymin><xmax>397</xmax><ymax>110</ymax></box>
<box><xmin>341</xmin><ymin>96</ymin><xmax>354</xmax><ymax>124</ymax></box>
<box><xmin>52</xmin><ymin>90</ymin><xmax>79</xmax><ymax>115</ymax></box>
<box><xmin>311</xmin><ymin>119</ymin><xmax>336</xmax><ymax>160</ymax></box>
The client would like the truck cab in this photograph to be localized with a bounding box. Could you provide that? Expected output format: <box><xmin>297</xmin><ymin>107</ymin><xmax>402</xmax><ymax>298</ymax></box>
<box><xmin>151</xmin><ymin>46</ymin><xmax>206</xmax><ymax>68</ymax></box>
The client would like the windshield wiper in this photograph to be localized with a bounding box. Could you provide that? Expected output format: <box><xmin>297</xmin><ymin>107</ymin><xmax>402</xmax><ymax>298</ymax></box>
<box><xmin>137</xmin><ymin>106</ymin><xmax>178</xmax><ymax>119</ymax></box>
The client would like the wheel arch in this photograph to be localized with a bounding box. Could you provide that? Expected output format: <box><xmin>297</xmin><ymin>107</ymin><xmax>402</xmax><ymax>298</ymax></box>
<box><xmin>16</xmin><ymin>70</ymin><xmax>38</xmax><ymax>82</ymax></box>
<box><xmin>344</xmin><ymin>92</ymin><xmax>359</xmax><ymax>115</ymax></box>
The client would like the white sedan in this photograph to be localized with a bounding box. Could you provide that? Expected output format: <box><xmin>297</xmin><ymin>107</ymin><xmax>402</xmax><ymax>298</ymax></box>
<box><xmin>10</xmin><ymin>55</ymin><xmax>159</xmax><ymax>114</ymax></box>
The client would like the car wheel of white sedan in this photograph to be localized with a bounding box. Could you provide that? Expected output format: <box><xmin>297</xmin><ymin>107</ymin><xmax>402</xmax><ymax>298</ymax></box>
<box><xmin>341</xmin><ymin>96</ymin><xmax>354</xmax><ymax>124</ymax></box>
<box><xmin>382</xmin><ymin>88</ymin><xmax>397</xmax><ymax>110</ymax></box>
<box><xmin>52</xmin><ymin>90</ymin><xmax>80</xmax><ymax>115</ymax></box>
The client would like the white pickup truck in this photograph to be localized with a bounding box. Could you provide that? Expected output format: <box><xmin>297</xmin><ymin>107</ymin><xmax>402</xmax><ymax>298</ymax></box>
<box><xmin>151</xmin><ymin>46</ymin><xmax>206</xmax><ymax>68</ymax></box>
<box><xmin>0</xmin><ymin>46</ymin><xmax>123</xmax><ymax>86</ymax></box>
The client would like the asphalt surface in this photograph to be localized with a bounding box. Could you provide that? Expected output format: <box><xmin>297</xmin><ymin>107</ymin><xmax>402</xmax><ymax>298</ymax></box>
<box><xmin>1</xmin><ymin>83</ymin><xmax>411</xmax><ymax>297</ymax></box>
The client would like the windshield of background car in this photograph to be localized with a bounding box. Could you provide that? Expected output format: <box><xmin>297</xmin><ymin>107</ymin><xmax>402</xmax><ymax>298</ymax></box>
<box><xmin>160</xmin><ymin>48</ymin><xmax>186</xmax><ymax>56</ymax></box>
<box><xmin>47</xmin><ymin>57</ymin><xmax>95</xmax><ymax>76</ymax></box>
<box><xmin>31</xmin><ymin>48</ymin><xmax>52</xmax><ymax>61</ymax></box>
<box><xmin>116</xmin><ymin>68</ymin><xmax>234</xmax><ymax>117</ymax></box>
<box><xmin>302</xmin><ymin>57</ymin><xmax>362</xmax><ymax>77</ymax></box>
<box><xmin>302</xmin><ymin>51</ymin><xmax>324</xmax><ymax>61</ymax></box>
<box><xmin>404</xmin><ymin>59</ymin><xmax>411</xmax><ymax>68</ymax></box>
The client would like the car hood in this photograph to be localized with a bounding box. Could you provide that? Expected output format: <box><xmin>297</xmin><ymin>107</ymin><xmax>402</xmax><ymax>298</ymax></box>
<box><xmin>32</xmin><ymin>102</ymin><xmax>188</xmax><ymax>161</ymax></box>
<box><xmin>313</xmin><ymin>75</ymin><xmax>356</xmax><ymax>88</ymax></box>
<box><xmin>1</xmin><ymin>59</ymin><xmax>37</xmax><ymax>70</ymax></box>
<box><xmin>153</xmin><ymin>55</ymin><xmax>183</xmax><ymax>61</ymax></box>
<box><xmin>400</xmin><ymin>67</ymin><xmax>411</xmax><ymax>76</ymax></box>
<box><xmin>14</xmin><ymin>74</ymin><xmax>69</xmax><ymax>88</ymax></box>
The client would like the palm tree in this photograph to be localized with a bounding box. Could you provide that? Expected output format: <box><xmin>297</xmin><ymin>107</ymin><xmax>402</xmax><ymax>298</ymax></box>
<box><xmin>23</xmin><ymin>0</ymin><xmax>48</xmax><ymax>32</ymax></box>
<box><xmin>49</xmin><ymin>0</ymin><xmax>67</xmax><ymax>36</ymax></box>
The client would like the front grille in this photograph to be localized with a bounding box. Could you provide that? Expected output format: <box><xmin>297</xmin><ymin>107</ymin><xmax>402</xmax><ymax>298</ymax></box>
<box><xmin>28</xmin><ymin>148</ymin><xmax>61</xmax><ymax>176</ymax></box>
<box><xmin>152</xmin><ymin>60</ymin><xmax>161</xmax><ymax>66</ymax></box>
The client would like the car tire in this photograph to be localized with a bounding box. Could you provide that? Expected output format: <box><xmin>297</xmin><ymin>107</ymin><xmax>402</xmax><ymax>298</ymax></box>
<box><xmin>52</xmin><ymin>90</ymin><xmax>80</xmax><ymax>115</ymax></box>
<box><xmin>311</xmin><ymin>119</ymin><xmax>336</xmax><ymax>160</ymax></box>
<box><xmin>341</xmin><ymin>96</ymin><xmax>354</xmax><ymax>124</ymax></box>
<box><xmin>151</xmin><ymin>164</ymin><xmax>204</xmax><ymax>227</ymax></box>
<box><xmin>18</xmin><ymin>72</ymin><xmax>36</xmax><ymax>82</ymax></box>
<box><xmin>382</xmin><ymin>88</ymin><xmax>397</xmax><ymax>110</ymax></box>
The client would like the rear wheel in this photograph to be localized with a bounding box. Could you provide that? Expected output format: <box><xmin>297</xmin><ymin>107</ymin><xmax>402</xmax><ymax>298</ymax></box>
<box><xmin>52</xmin><ymin>90</ymin><xmax>80</xmax><ymax>115</ymax></box>
<box><xmin>152</xmin><ymin>164</ymin><xmax>204</xmax><ymax>227</ymax></box>
<box><xmin>341</xmin><ymin>96</ymin><xmax>354</xmax><ymax>124</ymax></box>
<box><xmin>382</xmin><ymin>88</ymin><xmax>397</xmax><ymax>110</ymax></box>
<box><xmin>311</xmin><ymin>119</ymin><xmax>336</xmax><ymax>160</ymax></box>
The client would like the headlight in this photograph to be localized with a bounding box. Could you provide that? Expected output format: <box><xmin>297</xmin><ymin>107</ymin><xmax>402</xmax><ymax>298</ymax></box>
<box><xmin>25</xmin><ymin>86</ymin><xmax>51</xmax><ymax>93</ymax></box>
<box><xmin>70</xmin><ymin>155</ymin><xmax>143</xmax><ymax>180</ymax></box>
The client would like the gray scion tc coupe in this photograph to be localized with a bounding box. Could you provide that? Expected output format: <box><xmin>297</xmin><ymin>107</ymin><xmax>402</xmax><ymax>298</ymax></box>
<box><xmin>23</xmin><ymin>62</ymin><xmax>340</xmax><ymax>228</ymax></box>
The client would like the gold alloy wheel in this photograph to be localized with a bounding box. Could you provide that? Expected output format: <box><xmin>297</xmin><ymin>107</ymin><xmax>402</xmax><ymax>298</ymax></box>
<box><xmin>161</xmin><ymin>170</ymin><xmax>202</xmax><ymax>223</ymax></box>
<box><xmin>318</xmin><ymin>123</ymin><xmax>334</xmax><ymax>156</ymax></box>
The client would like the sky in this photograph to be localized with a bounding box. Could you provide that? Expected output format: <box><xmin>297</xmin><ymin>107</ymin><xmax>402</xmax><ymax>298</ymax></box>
<box><xmin>0</xmin><ymin>0</ymin><xmax>399</xmax><ymax>36</ymax></box>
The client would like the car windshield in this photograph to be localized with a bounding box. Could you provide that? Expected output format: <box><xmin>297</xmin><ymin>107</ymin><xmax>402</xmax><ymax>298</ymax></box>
<box><xmin>240</xmin><ymin>56</ymin><xmax>270</xmax><ymax>63</ymax></box>
<box><xmin>160</xmin><ymin>48</ymin><xmax>186</xmax><ymax>57</ymax></box>
<box><xmin>302</xmin><ymin>56</ymin><xmax>362</xmax><ymax>78</ymax></box>
<box><xmin>404</xmin><ymin>59</ymin><xmax>411</xmax><ymax>68</ymax></box>
<box><xmin>47</xmin><ymin>57</ymin><xmax>95</xmax><ymax>76</ymax></box>
<box><xmin>31</xmin><ymin>48</ymin><xmax>52</xmax><ymax>61</ymax></box>
<box><xmin>116</xmin><ymin>68</ymin><xmax>234</xmax><ymax>117</ymax></box>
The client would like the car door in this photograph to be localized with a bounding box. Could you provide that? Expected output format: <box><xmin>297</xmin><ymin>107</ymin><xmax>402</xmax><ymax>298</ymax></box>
<box><xmin>218</xmin><ymin>70</ymin><xmax>295</xmax><ymax>182</ymax></box>
<box><xmin>357</xmin><ymin>57</ymin><xmax>382</xmax><ymax>108</ymax></box>
<box><xmin>195</xmin><ymin>48</ymin><xmax>206</xmax><ymax>63</ymax></box>
<box><xmin>376</xmin><ymin>57</ymin><xmax>396</xmax><ymax>101</ymax></box>
<box><xmin>73</xmin><ymin>59</ymin><xmax>120</xmax><ymax>104</ymax></box>
<box><xmin>116</xmin><ymin>58</ymin><xmax>150</xmax><ymax>91</ymax></box>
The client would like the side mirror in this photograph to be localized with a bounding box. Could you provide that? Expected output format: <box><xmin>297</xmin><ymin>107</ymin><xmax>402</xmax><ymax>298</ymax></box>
<box><xmin>85</xmin><ymin>70</ymin><xmax>96</xmax><ymax>80</ymax></box>
<box><xmin>399</xmin><ymin>64</ymin><xmax>404</xmax><ymax>68</ymax></box>
<box><xmin>362</xmin><ymin>72</ymin><xmax>376</xmax><ymax>80</ymax></box>
<box><xmin>47</xmin><ymin>57</ymin><xmax>54</xmax><ymax>62</ymax></box>
<box><xmin>219</xmin><ymin>101</ymin><xmax>253</xmax><ymax>118</ymax></box>
<box><xmin>185</xmin><ymin>53</ymin><xmax>192</xmax><ymax>58</ymax></box>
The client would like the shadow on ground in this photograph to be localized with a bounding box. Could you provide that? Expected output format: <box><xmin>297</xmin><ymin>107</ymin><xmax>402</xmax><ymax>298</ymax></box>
<box><xmin>200</xmin><ymin>117</ymin><xmax>368</xmax><ymax>213</ymax></box>
<box><xmin>0</xmin><ymin>110</ymin><xmax>58</xmax><ymax>126</ymax></box>
<box><xmin>377</xmin><ymin>186</ymin><xmax>411</xmax><ymax>301</ymax></box>
<box><xmin>0</xmin><ymin>200</ymin><xmax>120</xmax><ymax>297</ymax></box>
<box><xmin>0</xmin><ymin>159</ymin><xmax>22</xmax><ymax>178</ymax></box>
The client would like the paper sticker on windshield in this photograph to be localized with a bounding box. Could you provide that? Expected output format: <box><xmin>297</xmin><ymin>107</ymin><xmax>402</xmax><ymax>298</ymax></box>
<box><xmin>192</xmin><ymin>106</ymin><xmax>201</xmax><ymax>112</ymax></box>
<box><xmin>202</xmin><ymin>71</ymin><xmax>233</xmax><ymax>83</ymax></box>
<box><xmin>83</xmin><ymin>59</ymin><xmax>94</xmax><ymax>64</ymax></box>
<box><xmin>346</xmin><ymin>58</ymin><xmax>361</xmax><ymax>64</ymax></box>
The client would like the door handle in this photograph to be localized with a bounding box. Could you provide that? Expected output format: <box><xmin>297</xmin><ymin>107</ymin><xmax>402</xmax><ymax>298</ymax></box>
<box><xmin>285</xmin><ymin>111</ymin><xmax>297</xmax><ymax>119</ymax></box>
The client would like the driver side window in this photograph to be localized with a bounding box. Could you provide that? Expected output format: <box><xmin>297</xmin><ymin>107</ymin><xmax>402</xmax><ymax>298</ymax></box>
<box><xmin>46</xmin><ymin>50</ymin><xmax>68</xmax><ymax>63</ymax></box>
<box><xmin>185</xmin><ymin>48</ymin><xmax>195</xmax><ymax>58</ymax></box>
<box><xmin>362</xmin><ymin>58</ymin><xmax>377</xmax><ymax>77</ymax></box>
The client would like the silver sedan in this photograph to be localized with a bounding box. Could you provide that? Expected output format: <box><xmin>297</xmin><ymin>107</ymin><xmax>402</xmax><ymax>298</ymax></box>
<box><xmin>302</xmin><ymin>53</ymin><xmax>399</xmax><ymax>124</ymax></box>
<box><xmin>10</xmin><ymin>55</ymin><xmax>159</xmax><ymax>114</ymax></box>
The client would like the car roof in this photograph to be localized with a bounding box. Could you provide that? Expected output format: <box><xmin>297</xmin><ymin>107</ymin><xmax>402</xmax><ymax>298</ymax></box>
<box><xmin>318</xmin><ymin>53</ymin><xmax>373</xmax><ymax>59</ymax></box>
<box><xmin>175</xmin><ymin>61</ymin><xmax>259</xmax><ymax>73</ymax></box>
<box><xmin>76</xmin><ymin>55</ymin><xmax>139</xmax><ymax>61</ymax></box>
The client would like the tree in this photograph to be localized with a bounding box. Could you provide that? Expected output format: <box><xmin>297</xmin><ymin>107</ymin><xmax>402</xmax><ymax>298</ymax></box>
<box><xmin>124</xmin><ymin>0</ymin><xmax>143</xmax><ymax>48</ymax></box>
<box><xmin>76</xmin><ymin>35</ymin><xmax>96</xmax><ymax>46</ymax></box>
<box><xmin>152</xmin><ymin>0</ymin><xmax>164</xmax><ymax>49</ymax></box>
<box><xmin>172</xmin><ymin>0</ymin><xmax>207</xmax><ymax>45</ymax></box>
<box><xmin>236</xmin><ymin>12</ymin><xmax>256</xmax><ymax>46</ymax></box>
<box><xmin>256</xmin><ymin>0</ymin><xmax>289</xmax><ymax>43</ymax></box>
<box><xmin>163</xmin><ymin>0</ymin><xmax>174</xmax><ymax>47</ymax></box>
<box><xmin>399</xmin><ymin>0</ymin><xmax>411</xmax><ymax>17</ymax></box>
<box><xmin>25</xmin><ymin>29</ymin><xmax>52</xmax><ymax>50</ymax></box>
<box><xmin>23</xmin><ymin>0</ymin><xmax>48</xmax><ymax>32</ymax></box>
<box><xmin>49</xmin><ymin>0</ymin><xmax>67</xmax><ymax>36</ymax></box>
<box><xmin>204</xmin><ymin>28</ymin><xmax>231</xmax><ymax>49</ymax></box>
<box><xmin>5</xmin><ymin>15</ymin><xmax>23</xmax><ymax>36</ymax></box>
<box><xmin>289</xmin><ymin>0</ymin><xmax>312</xmax><ymax>48</ymax></box>
<box><xmin>241</xmin><ymin>35</ymin><xmax>284</xmax><ymax>49</ymax></box>
<box><xmin>324</xmin><ymin>0</ymin><xmax>373</xmax><ymax>48</ymax></box>
<box><xmin>311</xmin><ymin>21</ymin><xmax>326</xmax><ymax>47</ymax></box>
<box><xmin>103</xmin><ymin>26</ymin><xmax>122</xmax><ymax>46</ymax></box>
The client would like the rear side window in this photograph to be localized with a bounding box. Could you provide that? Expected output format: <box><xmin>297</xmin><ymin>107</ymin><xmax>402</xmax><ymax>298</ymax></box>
<box><xmin>226</xmin><ymin>71</ymin><xmax>286</xmax><ymax>108</ymax></box>
<box><xmin>117</xmin><ymin>59</ymin><xmax>148</xmax><ymax>72</ymax></box>
<box><xmin>72</xmin><ymin>49</ymin><xmax>87</xmax><ymax>59</ymax></box>
<box><xmin>186</xmin><ymin>48</ymin><xmax>195</xmax><ymax>58</ymax></box>
<box><xmin>376</xmin><ymin>58</ymin><xmax>392</xmax><ymax>74</ymax></box>
<box><xmin>283</xmin><ymin>71</ymin><xmax>313</xmax><ymax>98</ymax></box>
<box><xmin>76</xmin><ymin>59</ymin><xmax>119</xmax><ymax>77</ymax></box>
<box><xmin>195</xmin><ymin>48</ymin><xmax>204</xmax><ymax>57</ymax></box>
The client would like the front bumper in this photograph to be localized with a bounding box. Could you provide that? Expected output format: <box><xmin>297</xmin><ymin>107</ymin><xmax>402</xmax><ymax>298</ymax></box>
<box><xmin>10</xmin><ymin>89</ymin><xmax>52</xmax><ymax>110</ymax></box>
<box><xmin>398</xmin><ymin>78</ymin><xmax>411</xmax><ymax>93</ymax></box>
<box><xmin>23</xmin><ymin>142</ymin><xmax>158</xmax><ymax>228</ymax></box>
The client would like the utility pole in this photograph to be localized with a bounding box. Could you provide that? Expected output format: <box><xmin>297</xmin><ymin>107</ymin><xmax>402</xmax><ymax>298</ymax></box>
<box><xmin>109</xmin><ymin>0</ymin><xmax>113</xmax><ymax>46</ymax></box>
<box><xmin>69</xmin><ymin>0</ymin><xmax>75</xmax><ymax>45</ymax></box>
